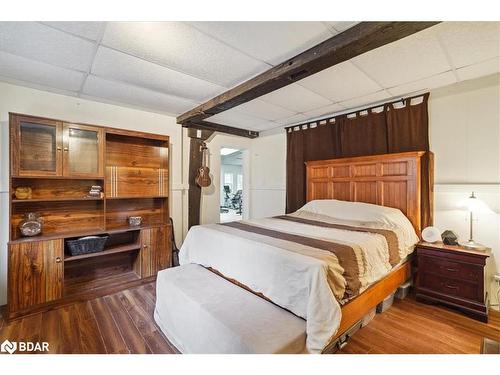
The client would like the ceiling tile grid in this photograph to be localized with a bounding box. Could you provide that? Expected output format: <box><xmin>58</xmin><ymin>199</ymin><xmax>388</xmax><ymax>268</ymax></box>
<box><xmin>0</xmin><ymin>21</ymin><xmax>498</xmax><ymax>131</ymax></box>
<box><xmin>187</xmin><ymin>21</ymin><xmax>335</xmax><ymax>66</ymax></box>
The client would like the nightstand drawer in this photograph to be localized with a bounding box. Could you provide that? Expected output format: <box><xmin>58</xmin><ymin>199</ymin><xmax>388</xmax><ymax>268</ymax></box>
<box><xmin>419</xmin><ymin>272</ymin><xmax>481</xmax><ymax>301</ymax></box>
<box><xmin>419</xmin><ymin>255</ymin><xmax>482</xmax><ymax>282</ymax></box>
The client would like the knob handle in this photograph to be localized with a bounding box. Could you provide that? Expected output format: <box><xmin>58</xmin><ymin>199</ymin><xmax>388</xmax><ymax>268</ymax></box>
<box><xmin>55</xmin><ymin>257</ymin><xmax>62</xmax><ymax>263</ymax></box>
<box><xmin>63</xmin><ymin>147</ymin><xmax>69</xmax><ymax>152</ymax></box>
<box><xmin>143</xmin><ymin>244</ymin><xmax>148</xmax><ymax>249</ymax></box>
<box><xmin>57</xmin><ymin>147</ymin><xmax>62</xmax><ymax>151</ymax></box>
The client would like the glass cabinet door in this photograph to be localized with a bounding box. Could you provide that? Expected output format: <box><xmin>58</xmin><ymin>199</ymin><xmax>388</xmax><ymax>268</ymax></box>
<box><xmin>13</xmin><ymin>116</ymin><xmax>63</xmax><ymax>176</ymax></box>
<box><xmin>63</xmin><ymin>123</ymin><xmax>104</xmax><ymax>177</ymax></box>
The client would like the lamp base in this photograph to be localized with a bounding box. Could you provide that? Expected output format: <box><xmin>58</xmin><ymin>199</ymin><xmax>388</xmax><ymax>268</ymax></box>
<box><xmin>462</xmin><ymin>240</ymin><xmax>488</xmax><ymax>251</ymax></box>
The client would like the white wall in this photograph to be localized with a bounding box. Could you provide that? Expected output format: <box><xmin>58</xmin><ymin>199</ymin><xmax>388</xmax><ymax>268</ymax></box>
<box><xmin>249</xmin><ymin>130</ymin><xmax>287</xmax><ymax>218</ymax></box>
<box><xmin>429</xmin><ymin>74</ymin><xmax>500</xmax><ymax>306</ymax></box>
<box><xmin>0</xmin><ymin>82</ymin><xmax>188</xmax><ymax>306</ymax></box>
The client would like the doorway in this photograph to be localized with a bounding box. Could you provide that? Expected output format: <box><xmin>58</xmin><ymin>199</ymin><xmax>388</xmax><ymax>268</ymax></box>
<box><xmin>220</xmin><ymin>147</ymin><xmax>244</xmax><ymax>223</ymax></box>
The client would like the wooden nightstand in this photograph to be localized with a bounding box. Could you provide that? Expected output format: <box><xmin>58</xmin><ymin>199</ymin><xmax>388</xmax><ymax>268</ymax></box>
<box><xmin>415</xmin><ymin>242</ymin><xmax>491</xmax><ymax>322</ymax></box>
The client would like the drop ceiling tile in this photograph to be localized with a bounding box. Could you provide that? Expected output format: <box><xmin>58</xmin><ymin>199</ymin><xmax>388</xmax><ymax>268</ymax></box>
<box><xmin>339</xmin><ymin>90</ymin><xmax>391</xmax><ymax>110</ymax></box>
<box><xmin>0</xmin><ymin>51</ymin><xmax>85</xmax><ymax>91</ymax></box>
<box><xmin>92</xmin><ymin>47</ymin><xmax>227</xmax><ymax>102</ymax></box>
<box><xmin>299</xmin><ymin>61</ymin><xmax>382</xmax><ymax>102</ymax></box>
<box><xmin>324</xmin><ymin>21</ymin><xmax>359</xmax><ymax>33</ymax></box>
<box><xmin>352</xmin><ymin>26</ymin><xmax>450</xmax><ymax>88</ymax></box>
<box><xmin>272</xmin><ymin>113</ymin><xmax>308</xmax><ymax>126</ymax></box>
<box><xmin>42</xmin><ymin>22</ymin><xmax>106</xmax><ymax>41</ymax></box>
<box><xmin>207</xmin><ymin>109</ymin><xmax>273</xmax><ymax>130</ymax></box>
<box><xmin>302</xmin><ymin>102</ymin><xmax>345</xmax><ymax>120</ymax></box>
<box><xmin>0</xmin><ymin>22</ymin><xmax>96</xmax><ymax>72</ymax></box>
<box><xmin>259</xmin><ymin>83</ymin><xmax>332</xmax><ymax>113</ymax></box>
<box><xmin>435</xmin><ymin>22</ymin><xmax>500</xmax><ymax>69</ymax></box>
<box><xmin>82</xmin><ymin>75</ymin><xmax>198</xmax><ymax>115</ymax></box>
<box><xmin>102</xmin><ymin>22</ymin><xmax>270</xmax><ymax>87</ymax></box>
<box><xmin>456</xmin><ymin>57</ymin><xmax>500</xmax><ymax>81</ymax></box>
<box><xmin>387</xmin><ymin>71</ymin><xmax>457</xmax><ymax>97</ymax></box>
<box><xmin>235</xmin><ymin>98</ymin><xmax>296</xmax><ymax>121</ymax></box>
<box><xmin>188</xmin><ymin>21</ymin><xmax>333</xmax><ymax>65</ymax></box>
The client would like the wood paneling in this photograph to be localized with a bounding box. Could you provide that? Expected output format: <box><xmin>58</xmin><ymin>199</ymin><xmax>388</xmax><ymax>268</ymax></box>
<box><xmin>106</xmin><ymin>167</ymin><xmax>168</xmax><ymax>198</ymax></box>
<box><xmin>306</xmin><ymin>151</ymin><xmax>426</xmax><ymax>234</ymax></box>
<box><xmin>8</xmin><ymin>239</ymin><xmax>63</xmax><ymax>313</ymax></box>
<box><xmin>106</xmin><ymin>134</ymin><xmax>166</xmax><ymax>169</ymax></box>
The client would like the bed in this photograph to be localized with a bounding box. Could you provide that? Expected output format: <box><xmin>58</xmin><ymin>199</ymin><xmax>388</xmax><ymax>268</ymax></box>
<box><xmin>178</xmin><ymin>151</ymin><xmax>429</xmax><ymax>353</ymax></box>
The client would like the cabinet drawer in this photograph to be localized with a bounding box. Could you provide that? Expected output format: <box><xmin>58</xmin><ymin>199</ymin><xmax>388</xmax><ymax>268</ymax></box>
<box><xmin>419</xmin><ymin>272</ymin><xmax>481</xmax><ymax>301</ymax></box>
<box><xmin>419</xmin><ymin>255</ymin><xmax>482</xmax><ymax>282</ymax></box>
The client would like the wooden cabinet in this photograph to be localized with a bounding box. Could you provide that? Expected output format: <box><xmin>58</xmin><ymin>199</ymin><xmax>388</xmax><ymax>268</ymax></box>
<box><xmin>11</xmin><ymin>114</ymin><xmax>63</xmax><ymax>177</ymax></box>
<box><xmin>10</xmin><ymin>114</ymin><xmax>104</xmax><ymax>177</ymax></box>
<box><xmin>63</xmin><ymin>123</ymin><xmax>104</xmax><ymax>177</ymax></box>
<box><xmin>8</xmin><ymin>112</ymin><xmax>171</xmax><ymax>320</ymax></box>
<box><xmin>415</xmin><ymin>242</ymin><xmax>490</xmax><ymax>322</ymax></box>
<box><xmin>137</xmin><ymin>226</ymin><xmax>172</xmax><ymax>278</ymax></box>
<box><xmin>8</xmin><ymin>239</ymin><xmax>64</xmax><ymax>314</ymax></box>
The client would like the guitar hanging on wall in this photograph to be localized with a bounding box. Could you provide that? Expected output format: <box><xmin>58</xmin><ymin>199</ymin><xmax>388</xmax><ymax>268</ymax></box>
<box><xmin>195</xmin><ymin>141</ymin><xmax>212</xmax><ymax>188</ymax></box>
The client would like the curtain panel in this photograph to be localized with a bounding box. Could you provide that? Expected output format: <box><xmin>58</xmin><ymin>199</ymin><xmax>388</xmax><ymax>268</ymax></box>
<box><xmin>285</xmin><ymin>93</ymin><xmax>433</xmax><ymax>227</ymax></box>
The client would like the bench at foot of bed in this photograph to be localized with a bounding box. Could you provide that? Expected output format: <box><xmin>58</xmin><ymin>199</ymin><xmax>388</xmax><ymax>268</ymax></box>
<box><xmin>154</xmin><ymin>263</ymin><xmax>307</xmax><ymax>354</ymax></box>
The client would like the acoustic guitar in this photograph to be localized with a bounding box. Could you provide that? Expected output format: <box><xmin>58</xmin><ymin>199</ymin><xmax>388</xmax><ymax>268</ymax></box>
<box><xmin>195</xmin><ymin>142</ymin><xmax>212</xmax><ymax>188</ymax></box>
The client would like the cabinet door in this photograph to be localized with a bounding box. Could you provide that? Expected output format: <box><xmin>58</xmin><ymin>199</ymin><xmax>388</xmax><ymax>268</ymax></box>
<box><xmin>63</xmin><ymin>123</ymin><xmax>104</xmax><ymax>177</ymax></box>
<box><xmin>139</xmin><ymin>226</ymin><xmax>171</xmax><ymax>278</ymax></box>
<box><xmin>8</xmin><ymin>239</ymin><xmax>64</xmax><ymax>313</ymax></box>
<box><xmin>10</xmin><ymin>114</ymin><xmax>63</xmax><ymax>176</ymax></box>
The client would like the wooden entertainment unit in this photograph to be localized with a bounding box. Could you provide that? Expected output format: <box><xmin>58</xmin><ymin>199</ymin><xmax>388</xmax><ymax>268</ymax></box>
<box><xmin>7</xmin><ymin>113</ymin><xmax>172</xmax><ymax>320</ymax></box>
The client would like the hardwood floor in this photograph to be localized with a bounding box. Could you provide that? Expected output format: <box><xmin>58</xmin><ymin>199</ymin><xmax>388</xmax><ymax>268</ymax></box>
<box><xmin>0</xmin><ymin>283</ymin><xmax>179</xmax><ymax>354</ymax></box>
<box><xmin>1</xmin><ymin>282</ymin><xmax>499</xmax><ymax>354</ymax></box>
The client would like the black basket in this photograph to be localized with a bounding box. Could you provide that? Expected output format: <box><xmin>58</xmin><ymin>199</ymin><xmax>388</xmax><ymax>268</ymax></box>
<box><xmin>66</xmin><ymin>236</ymin><xmax>108</xmax><ymax>256</ymax></box>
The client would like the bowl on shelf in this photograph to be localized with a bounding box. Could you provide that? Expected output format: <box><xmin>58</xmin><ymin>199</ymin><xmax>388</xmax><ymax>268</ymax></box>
<box><xmin>14</xmin><ymin>187</ymin><xmax>32</xmax><ymax>200</ymax></box>
<box><xmin>128</xmin><ymin>216</ymin><xmax>143</xmax><ymax>227</ymax></box>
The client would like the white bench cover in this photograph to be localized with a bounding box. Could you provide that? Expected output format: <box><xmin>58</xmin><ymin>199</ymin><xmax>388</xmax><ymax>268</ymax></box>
<box><xmin>154</xmin><ymin>264</ymin><xmax>307</xmax><ymax>354</ymax></box>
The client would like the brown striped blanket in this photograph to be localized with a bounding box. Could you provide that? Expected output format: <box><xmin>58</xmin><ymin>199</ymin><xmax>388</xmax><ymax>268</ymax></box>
<box><xmin>179</xmin><ymin>210</ymin><xmax>416</xmax><ymax>353</ymax></box>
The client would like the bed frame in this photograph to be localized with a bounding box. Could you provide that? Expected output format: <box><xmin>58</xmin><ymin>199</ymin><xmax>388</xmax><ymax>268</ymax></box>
<box><xmin>305</xmin><ymin>151</ymin><xmax>429</xmax><ymax>353</ymax></box>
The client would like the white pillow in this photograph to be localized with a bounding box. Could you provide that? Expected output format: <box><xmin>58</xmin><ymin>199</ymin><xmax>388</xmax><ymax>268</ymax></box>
<box><xmin>298</xmin><ymin>199</ymin><xmax>419</xmax><ymax>250</ymax></box>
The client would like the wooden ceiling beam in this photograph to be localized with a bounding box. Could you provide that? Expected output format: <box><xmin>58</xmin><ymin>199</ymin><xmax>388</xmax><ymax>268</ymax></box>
<box><xmin>183</xmin><ymin>120</ymin><xmax>259</xmax><ymax>139</ymax></box>
<box><xmin>177</xmin><ymin>22</ymin><xmax>440</xmax><ymax>126</ymax></box>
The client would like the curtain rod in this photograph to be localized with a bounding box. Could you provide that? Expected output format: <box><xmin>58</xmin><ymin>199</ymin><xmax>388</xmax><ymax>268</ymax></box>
<box><xmin>284</xmin><ymin>92</ymin><xmax>429</xmax><ymax>131</ymax></box>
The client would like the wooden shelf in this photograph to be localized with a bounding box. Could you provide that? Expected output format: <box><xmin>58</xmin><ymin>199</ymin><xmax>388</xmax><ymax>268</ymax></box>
<box><xmin>12</xmin><ymin>175</ymin><xmax>105</xmax><ymax>180</ymax></box>
<box><xmin>64</xmin><ymin>270</ymin><xmax>141</xmax><ymax>296</ymax></box>
<box><xmin>106</xmin><ymin>195</ymin><xmax>168</xmax><ymax>200</ymax></box>
<box><xmin>12</xmin><ymin>197</ymin><xmax>103</xmax><ymax>203</ymax></box>
<box><xmin>8</xmin><ymin>223</ymin><xmax>169</xmax><ymax>244</ymax></box>
<box><xmin>64</xmin><ymin>243</ymin><xmax>141</xmax><ymax>262</ymax></box>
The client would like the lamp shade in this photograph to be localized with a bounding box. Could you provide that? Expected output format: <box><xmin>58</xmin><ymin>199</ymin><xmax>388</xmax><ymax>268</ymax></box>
<box><xmin>458</xmin><ymin>192</ymin><xmax>493</xmax><ymax>214</ymax></box>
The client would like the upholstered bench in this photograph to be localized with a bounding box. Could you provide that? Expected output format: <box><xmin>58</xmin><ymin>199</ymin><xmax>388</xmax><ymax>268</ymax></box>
<box><xmin>154</xmin><ymin>263</ymin><xmax>307</xmax><ymax>354</ymax></box>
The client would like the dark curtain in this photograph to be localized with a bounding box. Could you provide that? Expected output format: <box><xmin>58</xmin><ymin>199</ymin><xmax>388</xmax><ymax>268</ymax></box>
<box><xmin>286</xmin><ymin>93</ymin><xmax>433</xmax><ymax>227</ymax></box>
<box><xmin>286</xmin><ymin>121</ymin><xmax>341</xmax><ymax>213</ymax></box>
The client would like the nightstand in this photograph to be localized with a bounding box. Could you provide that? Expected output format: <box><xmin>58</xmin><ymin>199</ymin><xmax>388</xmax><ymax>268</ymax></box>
<box><xmin>415</xmin><ymin>242</ymin><xmax>491</xmax><ymax>322</ymax></box>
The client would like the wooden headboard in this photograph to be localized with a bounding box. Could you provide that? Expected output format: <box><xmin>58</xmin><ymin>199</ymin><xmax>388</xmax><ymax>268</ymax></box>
<box><xmin>305</xmin><ymin>151</ymin><xmax>425</xmax><ymax>234</ymax></box>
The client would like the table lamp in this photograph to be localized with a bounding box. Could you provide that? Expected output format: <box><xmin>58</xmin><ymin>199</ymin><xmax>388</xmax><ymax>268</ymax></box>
<box><xmin>459</xmin><ymin>192</ymin><xmax>492</xmax><ymax>250</ymax></box>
